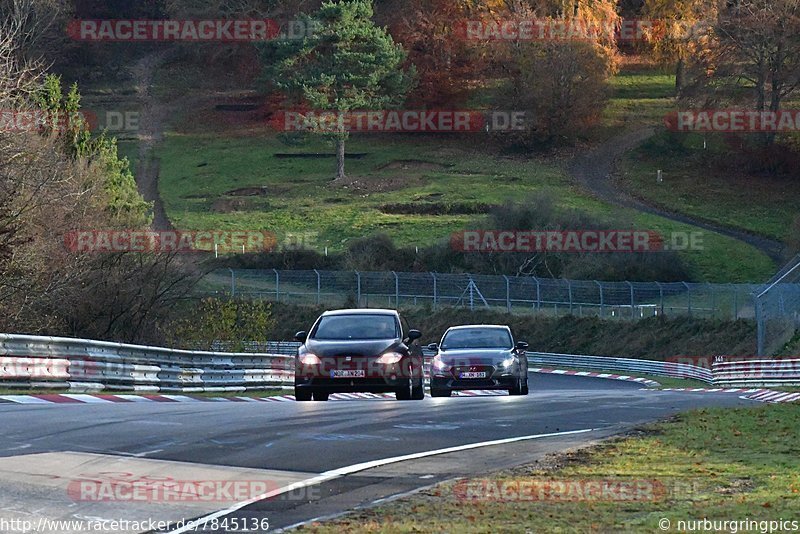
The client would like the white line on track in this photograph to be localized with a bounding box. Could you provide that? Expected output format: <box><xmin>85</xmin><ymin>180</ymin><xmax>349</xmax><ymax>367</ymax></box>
<box><xmin>166</xmin><ymin>427</ymin><xmax>596</xmax><ymax>534</ymax></box>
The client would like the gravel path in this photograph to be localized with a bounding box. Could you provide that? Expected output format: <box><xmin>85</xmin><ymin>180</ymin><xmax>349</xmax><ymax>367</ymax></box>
<box><xmin>567</xmin><ymin>126</ymin><xmax>784</xmax><ymax>264</ymax></box>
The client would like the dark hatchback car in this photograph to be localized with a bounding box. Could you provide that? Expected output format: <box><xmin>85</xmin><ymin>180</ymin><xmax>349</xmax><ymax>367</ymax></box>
<box><xmin>428</xmin><ymin>325</ymin><xmax>529</xmax><ymax>397</ymax></box>
<box><xmin>294</xmin><ymin>309</ymin><xmax>424</xmax><ymax>401</ymax></box>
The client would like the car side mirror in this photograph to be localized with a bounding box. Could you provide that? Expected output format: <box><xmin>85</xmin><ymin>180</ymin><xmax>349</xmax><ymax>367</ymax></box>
<box><xmin>295</xmin><ymin>331</ymin><xmax>308</xmax><ymax>342</ymax></box>
<box><xmin>427</xmin><ymin>343</ymin><xmax>438</xmax><ymax>352</ymax></box>
<box><xmin>516</xmin><ymin>341</ymin><xmax>528</xmax><ymax>350</ymax></box>
<box><xmin>407</xmin><ymin>329</ymin><xmax>422</xmax><ymax>341</ymax></box>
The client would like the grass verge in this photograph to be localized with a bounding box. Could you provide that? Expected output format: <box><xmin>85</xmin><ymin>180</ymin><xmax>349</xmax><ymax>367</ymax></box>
<box><xmin>299</xmin><ymin>404</ymin><xmax>800</xmax><ymax>533</ymax></box>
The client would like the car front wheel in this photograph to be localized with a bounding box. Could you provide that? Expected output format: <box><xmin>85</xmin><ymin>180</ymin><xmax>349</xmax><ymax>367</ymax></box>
<box><xmin>295</xmin><ymin>388</ymin><xmax>312</xmax><ymax>401</ymax></box>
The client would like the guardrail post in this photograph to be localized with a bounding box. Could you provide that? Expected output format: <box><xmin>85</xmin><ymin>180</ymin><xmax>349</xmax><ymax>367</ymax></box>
<box><xmin>392</xmin><ymin>271</ymin><xmax>399</xmax><ymax>307</ymax></box>
<box><xmin>228</xmin><ymin>268</ymin><xmax>236</xmax><ymax>297</ymax></box>
<box><xmin>535</xmin><ymin>277</ymin><xmax>541</xmax><ymax>310</ymax></box>
<box><xmin>273</xmin><ymin>269</ymin><xmax>279</xmax><ymax>301</ymax></box>
<box><xmin>731</xmin><ymin>284</ymin><xmax>738</xmax><ymax>319</ymax></box>
<box><xmin>708</xmin><ymin>283</ymin><xmax>715</xmax><ymax>317</ymax></box>
<box><xmin>503</xmin><ymin>275</ymin><xmax>511</xmax><ymax>312</ymax></box>
<box><xmin>595</xmin><ymin>280</ymin><xmax>604</xmax><ymax>317</ymax></box>
<box><xmin>432</xmin><ymin>272</ymin><xmax>438</xmax><ymax>310</ymax></box>
<box><xmin>313</xmin><ymin>269</ymin><xmax>321</xmax><ymax>305</ymax></box>
<box><xmin>355</xmin><ymin>271</ymin><xmax>361</xmax><ymax>306</ymax></box>
<box><xmin>683</xmin><ymin>282</ymin><xmax>692</xmax><ymax>317</ymax></box>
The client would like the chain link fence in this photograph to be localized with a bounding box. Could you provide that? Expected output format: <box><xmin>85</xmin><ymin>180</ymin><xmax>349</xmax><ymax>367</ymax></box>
<box><xmin>755</xmin><ymin>255</ymin><xmax>800</xmax><ymax>356</ymax></box>
<box><xmin>197</xmin><ymin>268</ymin><xmax>800</xmax><ymax>356</ymax></box>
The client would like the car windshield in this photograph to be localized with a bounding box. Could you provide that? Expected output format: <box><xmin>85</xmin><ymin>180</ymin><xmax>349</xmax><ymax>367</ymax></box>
<box><xmin>312</xmin><ymin>314</ymin><xmax>400</xmax><ymax>340</ymax></box>
<box><xmin>441</xmin><ymin>328</ymin><xmax>512</xmax><ymax>350</ymax></box>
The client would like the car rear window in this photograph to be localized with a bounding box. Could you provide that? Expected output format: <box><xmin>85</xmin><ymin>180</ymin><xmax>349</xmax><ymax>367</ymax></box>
<box><xmin>312</xmin><ymin>314</ymin><xmax>400</xmax><ymax>340</ymax></box>
<box><xmin>441</xmin><ymin>328</ymin><xmax>512</xmax><ymax>350</ymax></box>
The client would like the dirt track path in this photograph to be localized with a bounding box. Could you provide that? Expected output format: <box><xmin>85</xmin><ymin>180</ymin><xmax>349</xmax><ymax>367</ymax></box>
<box><xmin>567</xmin><ymin>126</ymin><xmax>784</xmax><ymax>264</ymax></box>
<box><xmin>131</xmin><ymin>49</ymin><xmax>175</xmax><ymax>230</ymax></box>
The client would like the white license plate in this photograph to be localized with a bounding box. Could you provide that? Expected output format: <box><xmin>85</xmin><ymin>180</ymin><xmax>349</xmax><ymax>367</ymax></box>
<box><xmin>460</xmin><ymin>372</ymin><xmax>487</xmax><ymax>379</ymax></box>
<box><xmin>331</xmin><ymin>370</ymin><xmax>366</xmax><ymax>378</ymax></box>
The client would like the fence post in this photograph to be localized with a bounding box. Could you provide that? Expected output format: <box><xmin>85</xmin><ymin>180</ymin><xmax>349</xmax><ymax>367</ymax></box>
<box><xmin>655</xmin><ymin>281</ymin><xmax>664</xmax><ymax>316</ymax></box>
<box><xmin>228</xmin><ymin>268</ymin><xmax>236</xmax><ymax>297</ymax></box>
<box><xmin>355</xmin><ymin>271</ymin><xmax>361</xmax><ymax>306</ymax></box>
<box><xmin>595</xmin><ymin>280</ymin><xmax>604</xmax><ymax>317</ymax></box>
<box><xmin>708</xmin><ymin>283</ymin><xmax>715</xmax><ymax>317</ymax></box>
<box><xmin>568</xmin><ymin>280</ymin><xmax>573</xmax><ymax>315</ymax></box>
<box><xmin>626</xmin><ymin>281</ymin><xmax>634</xmax><ymax>318</ymax></box>
<box><xmin>756</xmin><ymin>293</ymin><xmax>765</xmax><ymax>357</ymax></box>
<box><xmin>535</xmin><ymin>277</ymin><xmax>541</xmax><ymax>310</ymax></box>
<box><xmin>392</xmin><ymin>271</ymin><xmax>399</xmax><ymax>307</ymax></box>
<box><xmin>503</xmin><ymin>275</ymin><xmax>511</xmax><ymax>312</ymax></box>
<box><xmin>432</xmin><ymin>272</ymin><xmax>438</xmax><ymax>310</ymax></box>
<box><xmin>273</xmin><ymin>269</ymin><xmax>279</xmax><ymax>302</ymax></box>
<box><xmin>731</xmin><ymin>284</ymin><xmax>738</xmax><ymax>319</ymax></box>
<box><xmin>313</xmin><ymin>269</ymin><xmax>321</xmax><ymax>305</ymax></box>
<box><xmin>683</xmin><ymin>282</ymin><xmax>692</xmax><ymax>317</ymax></box>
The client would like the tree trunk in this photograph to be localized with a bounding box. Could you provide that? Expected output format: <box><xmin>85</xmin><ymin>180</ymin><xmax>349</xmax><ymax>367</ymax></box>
<box><xmin>675</xmin><ymin>58</ymin><xmax>685</xmax><ymax>96</ymax></box>
<box><xmin>335</xmin><ymin>138</ymin><xmax>346</xmax><ymax>180</ymax></box>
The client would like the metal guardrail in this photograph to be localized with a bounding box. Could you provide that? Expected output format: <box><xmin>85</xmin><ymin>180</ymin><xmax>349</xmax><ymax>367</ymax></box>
<box><xmin>0</xmin><ymin>334</ymin><xmax>293</xmax><ymax>393</ymax></box>
<box><xmin>3</xmin><ymin>334</ymin><xmax>800</xmax><ymax>392</ymax></box>
<box><xmin>712</xmin><ymin>359</ymin><xmax>800</xmax><ymax>387</ymax></box>
<box><xmin>526</xmin><ymin>352</ymin><xmax>714</xmax><ymax>383</ymax></box>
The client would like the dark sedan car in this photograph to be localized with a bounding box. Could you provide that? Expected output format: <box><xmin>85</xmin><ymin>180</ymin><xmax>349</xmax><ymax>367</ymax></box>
<box><xmin>294</xmin><ymin>309</ymin><xmax>424</xmax><ymax>401</ymax></box>
<box><xmin>428</xmin><ymin>325</ymin><xmax>529</xmax><ymax>397</ymax></box>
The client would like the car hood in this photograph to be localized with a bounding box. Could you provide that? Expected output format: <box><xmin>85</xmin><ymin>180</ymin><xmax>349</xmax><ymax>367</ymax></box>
<box><xmin>435</xmin><ymin>348</ymin><xmax>516</xmax><ymax>366</ymax></box>
<box><xmin>303</xmin><ymin>338</ymin><xmax>402</xmax><ymax>357</ymax></box>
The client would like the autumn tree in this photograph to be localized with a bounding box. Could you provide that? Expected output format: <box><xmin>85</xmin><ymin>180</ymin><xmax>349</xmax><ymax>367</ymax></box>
<box><xmin>679</xmin><ymin>0</ymin><xmax>800</xmax><ymax>147</ymax></box>
<box><xmin>491</xmin><ymin>1</ymin><xmax>619</xmax><ymax>144</ymax></box>
<box><xmin>641</xmin><ymin>0</ymin><xmax>719</xmax><ymax>93</ymax></box>
<box><xmin>382</xmin><ymin>0</ymin><xmax>482</xmax><ymax>107</ymax></box>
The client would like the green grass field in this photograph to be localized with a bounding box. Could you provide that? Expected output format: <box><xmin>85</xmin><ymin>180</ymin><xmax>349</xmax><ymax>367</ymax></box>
<box><xmin>619</xmin><ymin>132</ymin><xmax>800</xmax><ymax>242</ymax></box>
<box><xmin>157</xmin><ymin>131</ymin><xmax>773</xmax><ymax>282</ymax></box>
<box><xmin>151</xmin><ymin>62</ymin><xmax>780</xmax><ymax>283</ymax></box>
<box><xmin>299</xmin><ymin>404</ymin><xmax>800</xmax><ymax>533</ymax></box>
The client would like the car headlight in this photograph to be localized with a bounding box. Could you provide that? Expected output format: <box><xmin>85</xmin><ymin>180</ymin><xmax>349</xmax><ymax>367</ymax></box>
<box><xmin>376</xmin><ymin>352</ymin><xmax>403</xmax><ymax>364</ymax></box>
<box><xmin>432</xmin><ymin>357</ymin><xmax>450</xmax><ymax>371</ymax></box>
<box><xmin>299</xmin><ymin>353</ymin><xmax>321</xmax><ymax>365</ymax></box>
<box><xmin>498</xmin><ymin>356</ymin><xmax>517</xmax><ymax>368</ymax></box>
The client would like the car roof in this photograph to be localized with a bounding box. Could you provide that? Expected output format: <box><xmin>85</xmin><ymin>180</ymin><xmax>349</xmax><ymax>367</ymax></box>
<box><xmin>445</xmin><ymin>324</ymin><xmax>511</xmax><ymax>331</ymax></box>
<box><xmin>321</xmin><ymin>308</ymin><xmax>399</xmax><ymax>317</ymax></box>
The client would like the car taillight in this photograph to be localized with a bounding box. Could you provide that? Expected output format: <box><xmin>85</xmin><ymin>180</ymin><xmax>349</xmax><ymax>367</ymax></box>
<box><xmin>299</xmin><ymin>353</ymin><xmax>321</xmax><ymax>365</ymax></box>
<box><xmin>376</xmin><ymin>352</ymin><xmax>403</xmax><ymax>364</ymax></box>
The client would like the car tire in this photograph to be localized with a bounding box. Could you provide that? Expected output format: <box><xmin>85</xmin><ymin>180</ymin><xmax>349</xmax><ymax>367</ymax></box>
<box><xmin>430</xmin><ymin>388</ymin><xmax>452</xmax><ymax>397</ymax></box>
<box><xmin>312</xmin><ymin>391</ymin><xmax>329</xmax><ymax>401</ymax></box>
<box><xmin>295</xmin><ymin>388</ymin><xmax>312</xmax><ymax>401</ymax></box>
<box><xmin>522</xmin><ymin>377</ymin><xmax>529</xmax><ymax>395</ymax></box>
<box><xmin>509</xmin><ymin>376</ymin><xmax>523</xmax><ymax>396</ymax></box>
<box><xmin>411</xmin><ymin>379</ymin><xmax>425</xmax><ymax>400</ymax></box>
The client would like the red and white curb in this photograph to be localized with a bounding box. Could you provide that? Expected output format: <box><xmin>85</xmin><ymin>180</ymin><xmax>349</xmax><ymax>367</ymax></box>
<box><xmin>658</xmin><ymin>387</ymin><xmax>800</xmax><ymax>404</ymax></box>
<box><xmin>0</xmin><ymin>390</ymin><xmax>511</xmax><ymax>405</ymax></box>
<box><xmin>530</xmin><ymin>368</ymin><xmax>661</xmax><ymax>388</ymax></box>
